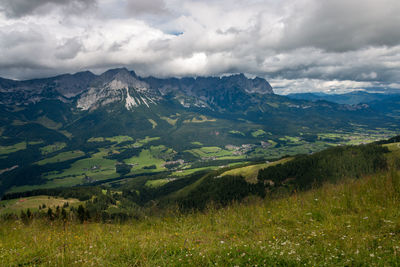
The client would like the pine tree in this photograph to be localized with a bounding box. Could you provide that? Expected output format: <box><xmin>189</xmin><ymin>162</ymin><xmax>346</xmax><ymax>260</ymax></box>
<box><xmin>47</xmin><ymin>207</ymin><xmax>53</xmax><ymax>220</ymax></box>
<box><xmin>61</xmin><ymin>208</ymin><xmax>67</xmax><ymax>221</ymax></box>
<box><xmin>26</xmin><ymin>208</ymin><xmax>32</xmax><ymax>218</ymax></box>
<box><xmin>77</xmin><ymin>205</ymin><xmax>85</xmax><ymax>223</ymax></box>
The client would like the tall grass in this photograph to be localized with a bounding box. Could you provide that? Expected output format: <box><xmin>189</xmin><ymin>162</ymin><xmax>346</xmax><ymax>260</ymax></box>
<box><xmin>1</xmin><ymin>170</ymin><xmax>400</xmax><ymax>266</ymax></box>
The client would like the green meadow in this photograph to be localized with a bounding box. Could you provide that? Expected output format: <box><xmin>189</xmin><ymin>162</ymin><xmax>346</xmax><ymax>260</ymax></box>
<box><xmin>0</xmin><ymin>142</ymin><xmax>27</xmax><ymax>155</ymax></box>
<box><xmin>1</xmin><ymin>167</ymin><xmax>400</xmax><ymax>266</ymax></box>
<box><xmin>0</xmin><ymin>196</ymin><xmax>80</xmax><ymax>215</ymax></box>
<box><xmin>36</xmin><ymin>150</ymin><xmax>85</xmax><ymax>165</ymax></box>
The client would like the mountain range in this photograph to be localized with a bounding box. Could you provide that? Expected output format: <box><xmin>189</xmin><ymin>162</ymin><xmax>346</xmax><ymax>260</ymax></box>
<box><xmin>0</xmin><ymin>68</ymin><xmax>399</xmax><ymax>195</ymax></box>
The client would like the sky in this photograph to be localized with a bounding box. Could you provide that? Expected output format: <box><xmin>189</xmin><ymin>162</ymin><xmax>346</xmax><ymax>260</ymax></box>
<box><xmin>0</xmin><ymin>0</ymin><xmax>400</xmax><ymax>94</ymax></box>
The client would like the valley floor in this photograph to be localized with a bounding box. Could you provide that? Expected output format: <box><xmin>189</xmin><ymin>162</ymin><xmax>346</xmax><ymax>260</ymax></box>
<box><xmin>1</xmin><ymin>169</ymin><xmax>400</xmax><ymax>266</ymax></box>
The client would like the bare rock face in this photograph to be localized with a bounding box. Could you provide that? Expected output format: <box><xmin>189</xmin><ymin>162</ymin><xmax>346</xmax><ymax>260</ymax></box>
<box><xmin>0</xmin><ymin>71</ymin><xmax>96</xmax><ymax>105</ymax></box>
<box><xmin>77</xmin><ymin>68</ymin><xmax>160</xmax><ymax>111</ymax></box>
<box><xmin>143</xmin><ymin>73</ymin><xmax>274</xmax><ymax>111</ymax></box>
<box><xmin>0</xmin><ymin>68</ymin><xmax>276</xmax><ymax>112</ymax></box>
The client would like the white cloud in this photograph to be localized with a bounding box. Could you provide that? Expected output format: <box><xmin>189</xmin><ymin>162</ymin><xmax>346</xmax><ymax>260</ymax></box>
<box><xmin>0</xmin><ymin>0</ymin><xmax>400</xmax><ymax>93</ymax></box>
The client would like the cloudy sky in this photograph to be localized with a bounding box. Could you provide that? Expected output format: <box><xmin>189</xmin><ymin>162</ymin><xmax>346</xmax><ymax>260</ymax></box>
<box><xmin>1</xmin><ymin>0</ymin><xmax>400</xmax><ymax>94</ymax></box>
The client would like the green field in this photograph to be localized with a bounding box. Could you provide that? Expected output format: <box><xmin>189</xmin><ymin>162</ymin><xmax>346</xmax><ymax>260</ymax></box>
<box><xmin>160</xmin><ymin>116</ymin><xmax>178</xmax><ymax>126</ymax></box>
<box><xmin>184</xmin><ymin>115</ymin><xmax>216</xmax><ymax>123</ymax></box>
<box><xmin>0</xmin><ymin>142</ymin><xmax>27</xmax><ymax>155</ymax></box>
<box><xmin>317</xmin><ymin>129</ymin><xmax>397</xmax><ymax>145</ymax></box>
<box><xmin>145</xmin><ymin>179</ymin><xmax>171</xmax><ymax>188</ymax></box>
<box><xmin>35</xmin><ymin>116</ymin><xmax>62</xmax><ymax>130</ymax></box>
<box><xmin>187</xmin><ymin>146</ymin><xmax>235</xmax><ymax>158</ymax></box>
<box><xmin>170</xmin><ymin>166</ymin><xmax>219</xmax><ymax>177</ymax></box>
<box><xmin>88</xmin><ymin>136</ymin><xmax>134</xmax><ymax>144</ymax></box>
<box><xmin>2</xmin><ymin>128</ymin><xmax>396</xmax><ymax>197</ymax></box>
<box><xmin>220</xmin><ymin>158</ymin><xmax>292</xmax><ymax>183</ymax></box>
<box><xmin>40</xmin><ymin>142</ymin><xmax>67</xmax><ymax>155</ymax></box>
<box><xmin>279</xmin><ymin>135</ymin><xmax>301</xmax><ymax>143</ymax></box>
<box><xmin>2</xmin><ymin>166</ymin><xmax>400</xmax><ymax>266</ymax></box>
<box><xmin>0</xmin><ymin>196</ymin><xmax>80</xmax><ymax>215</ymax></box>
<box><xmin>36</xmin><ymin>150</ymin><xmax>84</xmax><ymax>165</ymax></box>
<box><xmin>132</xmin><ymin>136</ymin><xmax>160</xmax><ymax>147</ymax></box>
<box><xmin>124</xmin><ymin>149</ymin><xmax>166</xmax><ymax>173</ymax></box>
<box><xmin>148</xmin><ymin>119</ymin><xmax>157</xmax><ymax>129</ymax></box>
<box><xmin>229</xmin><ymin>130</ymin><xmax>245</xmax><ymax>136</ymax></box>
<box><xmin>251</xmin><ymin>129</ymin><xmax>267</xmax><ymax>137</ymax></box>
<box><xmin>8</xmin><ymin>156</ymin><xmax>119</xmax><ymax>193</ymax></box>
<box><xmin>45</xmin><ymin>157</ymin><xmax>117</xmax><ymax>180</ymax></box>
<box><xmin>191</xmin><ymin>141</ymin><xmax>203</xmax><ymax>146</ymax></box>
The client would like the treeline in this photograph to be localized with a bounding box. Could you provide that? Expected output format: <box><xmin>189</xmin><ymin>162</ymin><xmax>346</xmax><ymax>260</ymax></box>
<box><xmin>3</xmin><ymin>204</ymin><xmax>104</xmax><ymax>224</ymax></box>
<box><xmin>2</xmin><ymin>186</ymin><xmax>102</xmax><ymax>201</ymax></box>
<box><xmin>1</xmin><ymin>190</ymin><xmax>142</xmax><ymax>224</ymax></box>
<box><xmin>258</xmin><ymin>143</ymin><xmax>388</xmax><ymax>189</ymax></box>
<box><xmin>375</xmin><ymin>135</ymin><xmax>400</xmax><ymax>145</ymax></box>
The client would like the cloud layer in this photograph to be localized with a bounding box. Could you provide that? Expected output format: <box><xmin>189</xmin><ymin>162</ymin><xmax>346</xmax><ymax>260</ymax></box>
<box><xmin>0</xmin><ymin>0</ymin><xmax>400</xmax><ymax>93</ymax></box>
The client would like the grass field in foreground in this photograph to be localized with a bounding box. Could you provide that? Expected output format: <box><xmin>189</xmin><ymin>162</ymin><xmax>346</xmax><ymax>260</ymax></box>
<box><xmin>1</xmin><ymin>169</ymin><xmax>400</xmax><ymax>266</ymax></box>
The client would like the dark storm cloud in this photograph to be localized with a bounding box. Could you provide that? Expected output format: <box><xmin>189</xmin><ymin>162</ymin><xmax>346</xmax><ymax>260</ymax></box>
<box><xmin>0</xmin><ymin>0</ymin><xmax>96</xmax><ymax>18</ymax></box>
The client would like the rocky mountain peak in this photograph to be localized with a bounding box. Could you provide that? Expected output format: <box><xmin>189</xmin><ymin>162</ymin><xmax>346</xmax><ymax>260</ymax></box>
<box><xmin>221</xmin><ymin>74</ymin><xmax>273</xmax><ymax>95</ymax></box>
<box><xmin>76</xmin><ymin>68</ymin><xmax>158</xmax><ymax>111</ymax></box>
<box><xmin>93</xmin><ymin>68</ymin><xmax>148</xmax><ymax>91</ymax></box>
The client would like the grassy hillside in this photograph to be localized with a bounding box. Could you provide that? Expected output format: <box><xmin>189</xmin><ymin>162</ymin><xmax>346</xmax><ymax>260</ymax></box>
<box><xmin>220</xmin><ymin>158</ymin><xmax>292</xmax><ymax>183</ymax></box>
<box><xmin>1</xmin><ymin>164</ymin><xmax>400</xmax><ymax>266</ymax></box>
<box><xmin>0</xmin><ymin>195</ymin><xmax>81</xmax><ymax>215</ymax></box>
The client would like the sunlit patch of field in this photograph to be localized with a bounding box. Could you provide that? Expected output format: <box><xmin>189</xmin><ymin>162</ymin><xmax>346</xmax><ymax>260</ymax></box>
<box><xmin>318</xmin><ymin>129</ymin><xmax>397</xmax><ymax>145</ymax></box>
<box><xmin>221</xmin><ymin>157</ymin><xmax>292</xmax><ymax>183</ymax></box>
<box><xmin>40</xmin><ymin>142</ymin><xmax>67</xmax><ymax>155</ymax></box>
<box><xmin>148</xmin><ymin>119</ymin><xmax>157</xmax><ymax>129</ymax></box>
<box><xmin>183</xmin><ymin>115</ymin><xmax>216</xmax><ymax>123</ymax></box>
<box><xmin>145</xmin><ymin>179</ymin><xmax>171</xmax><ymax>188</ymax></box>
<box><xmin>190</xmin><ymin>141</ymin><xmax>203</xmax><ymax>146</ymax></box>
<box><xmin>124</xmin><ymin>149</ymin><xmax>166</xmax><ymax>174</ymax></box>
<box><xmin>0</xmin><ymin>142</ymin><xmax>27</xmax><ymax>155</ymax></box>
<box><xmin>186</xmin><ymin>146</ymin><xmax>235</xmax><ymax>159</ymax></box>
<box><xmin>160</xmin><ymin>116</ymin><xmax>178</xmax><ymax>126</ymax></box>
<box><xmin>0</xmin><ymin>196</ymin><xmax>80</xmax><ymax>215</ymax></box>
<box><xmin>251</xmin><ymin>129</ymin><xmax>267</xmax><ymax>137</ymax></box>
<box><xmin>36</xmin><ymin>150</ymin><xmax>85</xmax><ymax>165</ymax></box>
<box><xmin>88</xmin><ymin>136</ymin><xmax>134</xmax><ymax>143</ymax></box>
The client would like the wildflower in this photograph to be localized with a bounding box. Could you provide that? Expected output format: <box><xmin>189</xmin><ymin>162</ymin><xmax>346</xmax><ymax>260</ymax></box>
<box><xmin>220</xmin><ymin>241</ymin><xmax>224</xmax><ymax>244</ymax></box>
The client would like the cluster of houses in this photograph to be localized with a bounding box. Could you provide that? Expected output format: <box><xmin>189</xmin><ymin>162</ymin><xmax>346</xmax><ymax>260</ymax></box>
<box><xmin>224</xmin><ymin>143</ymin><xmax>260</xmax><ymax>155</ymax></box>
<box><xmin>83</xmin><ymin>165</ymin><xmax>101</xmax><ymax>171</ymax></box>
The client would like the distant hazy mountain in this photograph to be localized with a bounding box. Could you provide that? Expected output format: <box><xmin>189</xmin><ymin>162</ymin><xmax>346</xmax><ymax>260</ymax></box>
<box><xmin>286</xmin><ymin>91</ymin><xmax>400</xmax><ymax>105</ymax></box>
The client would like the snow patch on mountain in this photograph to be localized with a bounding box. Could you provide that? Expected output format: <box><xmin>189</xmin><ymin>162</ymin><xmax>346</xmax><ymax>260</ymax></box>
<box><xmin>125</xmin><ymin>87</ymin><xmax>138</xmax><ymax>110</ymax></box>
